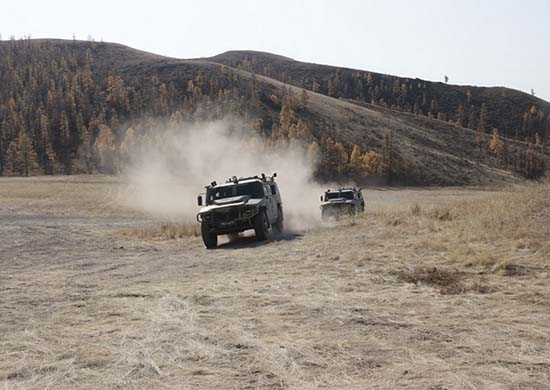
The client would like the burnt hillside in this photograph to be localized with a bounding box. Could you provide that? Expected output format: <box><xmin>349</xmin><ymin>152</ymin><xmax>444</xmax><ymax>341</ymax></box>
<box><xmin>211</xmin><ymin>50</ymin><xmax>550</xmax><ymax>144</ymax></box>
<box><xmin>0</xmin><ymin>39</ymin><xmax>547</xmax><ymax>184</ymax></box>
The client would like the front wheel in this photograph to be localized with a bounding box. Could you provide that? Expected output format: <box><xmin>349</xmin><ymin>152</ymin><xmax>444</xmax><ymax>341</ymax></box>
<box><xmin>274</xmin><ymin>206</ymin><xmax>284</xmax><ymax>234</ymax></box>
<box><xmin>201</xmin><ymin>223</ymin><xmax>217</xmax><ymax>249</ymax></box>
<box><xmin>254</xmin><ymin>210</ymin><xmax>270</xmax><ymax>241</ymax></box>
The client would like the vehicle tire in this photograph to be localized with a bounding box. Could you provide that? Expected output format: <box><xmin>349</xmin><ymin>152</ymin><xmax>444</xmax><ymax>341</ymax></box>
<box><xmin>254</xmin><ymin>210</ymin><xmax>270</xmax><ymax>241</ymax></box>
<box><xmin>274</xmin><ymin>206</ymin><xmax>284</xmax><ymax>234</ymax></box>
<box><xmin>201</xmin><ymin>223</ymin><xmax>217</xmax><ymax>249</ymax></box>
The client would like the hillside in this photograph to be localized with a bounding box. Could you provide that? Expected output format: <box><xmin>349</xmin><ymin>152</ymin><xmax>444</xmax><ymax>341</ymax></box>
<box><xmin>211</xmin><ymin>50</ymin><xmax>550</xmax><ymax>143</ymax></box>
<box><xmin>0</xmin><ymin>39</ymin><xmax>548</xmax><ymax>184</ymax></box>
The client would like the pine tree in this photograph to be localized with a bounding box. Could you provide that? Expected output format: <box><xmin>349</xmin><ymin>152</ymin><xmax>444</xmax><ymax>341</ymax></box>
<box><xmin>295</xmin><ymin>120</ymin><xmax>311</xmax><ymax>141</ymax></box>
<box><xmin>535</xmin><ymin>132</ymin><xmax>542</xmax><ymax>146</ymax></box>
<box><xmin>299</xmin><ymin>88</ymin><xmax>309</xmax><ymax>110</ymax></box>
<box><xmin>322</xmin><ymin>137</ymin><xmax>338</xmax><ymax>177</ymax></box>
<box><xmin>478</xmin><ymin>103</ymin><xmax>490</xmax><ymax>132</ymax></box>
<box><xmin>500</xmin><ymin>139</ymin><xmax>509</xmax><ymax>168</ymax></box>
<box><xmin>362</xmin><ymin>151</ymin><xmax>383</xmax><ymax>176</ymax></box>
<box><xmin>468</xmin><ymin>107</ymin><xmax>478</xmax><ymax>129</ymax></box>
<box><xmin>327</xmin><ymin>79</ymin><xmax>335</xmax><ymax>97</ymax></box>
<box><xmin>120</xmin><ymin>127</ymin><xmax>136</xmax><ymax>165</ymax></box>
<box><xmin>15</xmin><ymin>128</ymin><xmax>40</xmax><ymax>176</ymax></box>
<box><xmin>526</xmin><ymin>143</ymin><xmax>535</xmax><ymax>178</ymax></box>
<box><xmin>466</xmin><ymin>89</ymin><xmax>472</xmax><ymax>105</ymax></box>
<box><xmin>44</xmin><ymin>142</ymin><xmax>58</xmax><ymax>174</ymax></box>
<box><xmin>3</xmin><ymin>141</ymin><xmax>19</xmax><ymax>176</ymax></box>
<box><xmin>489</xmin><ymin>128</ymin><xmax>503</xmax><ymax>160</ymax></box>
<box><xmin>456</xmin><ymin>104</ymin><xmax>465</xmax><ymax>127</ymax></box>
<box><xmin>349</xmin><ymin>144</ymin><xmax>363</xmax><ymax>175</ymax></box>
<box><xmin>287</xmin><ymin>123</ymin><xmax>298</xmax><ymax>140</ymax></box>
<box><xmin>382</xmin><ymin>131</ymin><xmax>394</xmax><ymax>179</ymax></box>
<box><xmin>400</xmin><ymin>83</ymin><xmax>407</xmax><ymax>98</ymax></box>
<box><xmin>76</xmin><ymin>124</ymin><xmax>93</xmax><ymax>173</ymax></box>
<box><xmin>279</xmin><ymin>95</ymin><xmax>294</xmax><ymax>137</ymax></box>
<box><xmin>430</xmin><ymin>99</ymin><xmax>438</xmax><ymax>115</ymax></box>
<box><xmin>334</xmin><ymin>142</ymin><xmax>348</xmax><ymax>175</ymax></box>
<box><xmin>93</xmin><ymin>124</ymin><xmax>116</xmax><ymax>173</ymax></box>
<box><xmin>59</xmin><ymin>111</ymin><xmax>70</xmax><ymax>145</ymax></box>
<box><xmin>312</xmin><ymin>80</ymin><xmax>320</xmax><ymax>93</ymax></box>
<box><xmin>366</xmin><ymin>73</ymin><xmax>373</xmax><ymax>86</ymax></box>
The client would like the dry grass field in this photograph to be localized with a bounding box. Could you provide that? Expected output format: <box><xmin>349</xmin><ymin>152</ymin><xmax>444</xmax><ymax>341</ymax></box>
<box><xmin>1</xmin><ymin>176</ymin><xmax>549</xmax><ymax>389</ymax></box>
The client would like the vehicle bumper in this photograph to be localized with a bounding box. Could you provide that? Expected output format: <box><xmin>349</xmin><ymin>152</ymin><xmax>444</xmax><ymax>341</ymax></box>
<box><xmin>197</xmin><ymin>208</ymin><xmax>258</xmax><ymax>234</ymax></box>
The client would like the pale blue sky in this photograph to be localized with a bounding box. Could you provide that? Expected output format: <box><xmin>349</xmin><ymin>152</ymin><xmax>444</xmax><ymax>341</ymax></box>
<box><xmin>2</xmin><ymin>0</ymin><xmax>549</xmax><ymax>100</ymax></box>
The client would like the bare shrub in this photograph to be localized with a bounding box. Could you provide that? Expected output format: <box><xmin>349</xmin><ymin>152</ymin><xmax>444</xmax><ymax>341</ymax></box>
<box><xmin>394</xmin><ymin>266</ymin><xmax>492</xmax><ymax>295</ymax></box>
<box><xmin>395</xmin><ymin>266</ymin><xmax>466</xmax><ymax>295</ymax></box>
<box><xmin>429</xmin><ymin>207</ymin><xmax>455</xmax><ymax>221</ymax></box>
<box><xmin>491</xmin><ymin>259</ymin><xmax>530</xmax><ymax>276</ymax></box>
<box><xmin>386</xmin><ymin>216</ymin><xmax>403</xmax><ymax>226</ymax></box>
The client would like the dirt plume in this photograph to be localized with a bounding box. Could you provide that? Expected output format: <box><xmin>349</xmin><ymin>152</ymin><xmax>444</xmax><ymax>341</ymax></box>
<box><xmin>122</xmin><ymin>121</ymin><xmax>324</xmax><ymax>231</ymax></box>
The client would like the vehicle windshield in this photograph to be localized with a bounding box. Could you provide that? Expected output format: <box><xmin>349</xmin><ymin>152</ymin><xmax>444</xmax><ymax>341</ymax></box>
<box><xmin>207</xmin><ymin>182</ymin><xmax>265</xmax><ymax>204</ymax></box>
<box><xmin>326</xmin><ymin>191</ymin><xmax>354</xmax><ymax>200</ymax></box>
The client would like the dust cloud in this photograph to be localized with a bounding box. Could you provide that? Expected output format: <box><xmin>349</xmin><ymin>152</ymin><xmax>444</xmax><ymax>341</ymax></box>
<box><xmin>122</xmin><ymin>121</ymin><xmax>325</xmax><ymax>231</ymax></box>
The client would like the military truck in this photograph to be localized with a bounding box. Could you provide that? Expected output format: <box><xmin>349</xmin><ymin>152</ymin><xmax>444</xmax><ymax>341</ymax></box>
<box><xmin>196</xmin><ymin>173</ymin><xmax>283</xmax><ymax>248</ymax></box>
<box><xmin>320</xmin><ymin>187</ymin><xmax>365</xmax><ymax>221</ymax></box>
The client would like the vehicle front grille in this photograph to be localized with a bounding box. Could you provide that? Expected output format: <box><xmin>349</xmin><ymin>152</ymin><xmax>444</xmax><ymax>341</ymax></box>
<box><xmin>212</xmin><ymin>208</ymin><xmax>240</xmax><ymax>223</ymax></box>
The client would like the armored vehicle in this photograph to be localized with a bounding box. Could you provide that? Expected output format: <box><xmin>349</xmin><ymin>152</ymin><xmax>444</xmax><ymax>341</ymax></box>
<box><xmin>320</xmin><ymin>187</ymin><xmax>365</xmax><ymax>221</ymax></box>
<box><xmin>196</xmin><ymin>173</ymin><xmax>283</xmax><ymax>249</ymax></box>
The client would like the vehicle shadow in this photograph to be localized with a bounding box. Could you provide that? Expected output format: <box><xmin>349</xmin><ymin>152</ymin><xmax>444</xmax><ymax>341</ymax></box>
<box><xmin>216</xmin><ymin>231</ymin><xmax>302</xmax><ymax>249</ymax></box>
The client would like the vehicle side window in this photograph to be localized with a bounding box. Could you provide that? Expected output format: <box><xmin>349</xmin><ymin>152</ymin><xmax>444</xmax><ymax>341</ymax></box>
<box><xmin>270</xmin><ymin>184</ymin><xmax>277</xmax><ymax>195</ymax></box>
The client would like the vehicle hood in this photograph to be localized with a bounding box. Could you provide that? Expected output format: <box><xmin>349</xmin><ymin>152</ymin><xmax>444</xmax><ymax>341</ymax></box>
<box><xmin>198</xmin><ymin>196</ymin><xmax>263</xmax><ymax>213</ymax></box>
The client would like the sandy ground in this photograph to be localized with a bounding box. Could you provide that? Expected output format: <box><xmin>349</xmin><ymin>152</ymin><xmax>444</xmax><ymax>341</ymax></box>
<box><xmin>1</xmin><ymin>176</ymin><xmax>549</xmax><ymax>389</ymax></box>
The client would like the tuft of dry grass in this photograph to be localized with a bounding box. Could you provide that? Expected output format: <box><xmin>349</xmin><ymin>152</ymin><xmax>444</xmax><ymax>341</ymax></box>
<box><xmin>121</xmin><ymin>222</ymin><xmax>200</xmax><ymax>240</ymax></box>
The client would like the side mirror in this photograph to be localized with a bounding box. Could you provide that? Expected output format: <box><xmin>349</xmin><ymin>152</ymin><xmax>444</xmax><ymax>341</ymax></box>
<box><xmin>197</xmin><ymin>195</ymin><xmax>203</xmax><ymax>206</ymax></box>
<box><xmin>320</xmin><ymin>196</ymin><xmax>323</xmax><ymax>202</ymax></box>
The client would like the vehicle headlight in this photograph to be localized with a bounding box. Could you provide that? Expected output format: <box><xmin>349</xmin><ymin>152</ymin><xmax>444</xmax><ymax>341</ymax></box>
<box><xmin>241</xmin><ymin>207</ymin><xmax>256</xmax><ymax>218</ymax></box>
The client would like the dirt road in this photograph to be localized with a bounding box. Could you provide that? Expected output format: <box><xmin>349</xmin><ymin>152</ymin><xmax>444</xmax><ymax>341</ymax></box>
<box><xmin>1</xmin><ymin>176</ymin><xmax>548</xmax><ymax>389</ymax></box>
